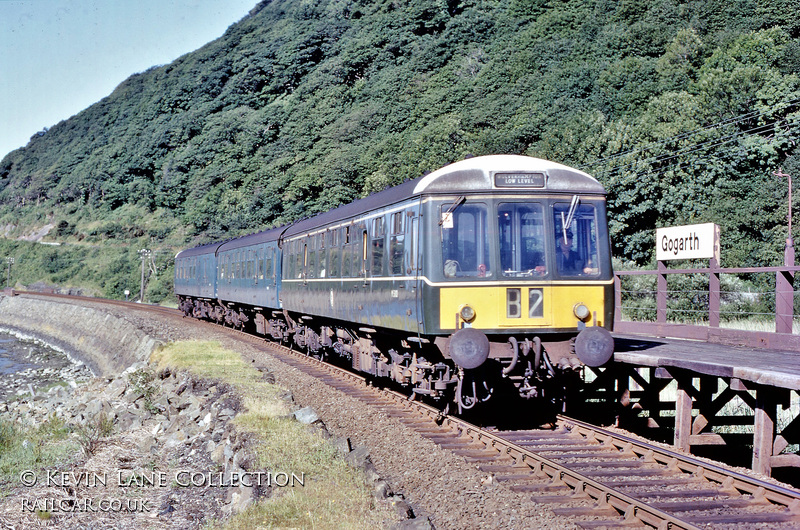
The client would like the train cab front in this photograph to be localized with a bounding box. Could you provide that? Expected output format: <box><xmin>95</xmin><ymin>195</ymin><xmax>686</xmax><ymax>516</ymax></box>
<box><xmin>427</xmin><ymin>193</ymin><xmax>615</xmax><ymax>412</ymax></box>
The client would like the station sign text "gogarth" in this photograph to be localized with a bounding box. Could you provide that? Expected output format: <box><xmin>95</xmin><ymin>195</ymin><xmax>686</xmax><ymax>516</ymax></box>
<box><xmin>656</xmin><ymin>223</ymin><xmax>720</xmax><ymax>262</ymax></box>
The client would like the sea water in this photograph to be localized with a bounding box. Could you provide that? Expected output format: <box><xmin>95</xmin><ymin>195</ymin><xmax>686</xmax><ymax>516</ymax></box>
<box><xmin>0</xmin><ymin>331</ymin><xmax>93</xmax><ymax>400</ymax></box>
<box><xmin>0</xmin><ymin>334</ymin><xmax>39</xmax><ymax>375</ymax></box>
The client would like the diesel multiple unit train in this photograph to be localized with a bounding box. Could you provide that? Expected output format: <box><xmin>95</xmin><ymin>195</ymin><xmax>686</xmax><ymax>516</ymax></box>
<box><xmin>175</xmin><ymin>155</ymin><xmax>615</xmax><ymax>411</ymax></box>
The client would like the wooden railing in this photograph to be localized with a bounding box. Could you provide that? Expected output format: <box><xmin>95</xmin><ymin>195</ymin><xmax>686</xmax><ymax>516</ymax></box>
<box><xmin>614</xmin><ymin>261</ymin><xmax>800</xmax><ymax>351</ymax></box>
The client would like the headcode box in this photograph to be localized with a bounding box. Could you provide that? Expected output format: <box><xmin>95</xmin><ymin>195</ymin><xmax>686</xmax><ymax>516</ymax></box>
<box><xmin>656</xmin><ymin>223</ymin><xmax>720</xmax><ymax>261</ymax></box>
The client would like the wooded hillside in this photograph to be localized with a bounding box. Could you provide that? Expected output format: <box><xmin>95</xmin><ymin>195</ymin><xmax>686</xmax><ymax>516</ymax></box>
<box><xmin>1</xmin><ymin>0</ymin><xmax>798</xmax><ymax>301</ymax></box>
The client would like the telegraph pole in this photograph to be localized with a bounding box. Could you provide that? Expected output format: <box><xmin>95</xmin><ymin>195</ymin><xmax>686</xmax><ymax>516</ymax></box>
<box><xmin>5</xmin><ymin>257</ymin><xmax>13</xmax><ymax>288</ymax></box>
<box><xmin>138</xmin><ymin>249</ymin><xmax>151</xmax><ymax>303</ymax></box>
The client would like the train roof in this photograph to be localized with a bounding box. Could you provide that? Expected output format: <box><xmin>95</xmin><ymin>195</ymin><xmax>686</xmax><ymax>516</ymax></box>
<box><xmin>217</xmin><ymin>225</ymin><xmax>285</xmax><ymax>252</ymax></box>
<box><xmin>174</xmin><ymin>240</ymin><xmax>225</xmax><ymax>259</ymax></box>
<box><xmin>282</xmin><ymin>155</ymin><xmax>603</xmax><ymax>238</ymax></box>
<box><xmin>177</xmin><ymin>225</ymin><xmax>287</xmax><ymax>258</ymax></box>
<box><xmin>413</xmin><ymin>154</ymin><xmax>603</xmax><ymax>195</ymax></box>
<box><xmin>175</xmin><ymin>155</ymin><xmax>604</xmax><ymax>256</ymax></box>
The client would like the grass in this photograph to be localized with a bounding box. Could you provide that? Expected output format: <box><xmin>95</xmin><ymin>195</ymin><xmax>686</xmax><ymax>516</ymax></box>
<box><xmin>152</xmin><ymin>340</ymin><xmax>393</xmax><ymax>529</ymax></box>
<box><xmin>0</xmin><ymin>414</ymin><xmax>77</xmax><ymax>495</ymax></box>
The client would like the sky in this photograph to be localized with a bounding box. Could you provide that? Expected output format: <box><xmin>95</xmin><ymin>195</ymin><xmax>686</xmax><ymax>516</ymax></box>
<box><xmin>0</xmin><ymin>0</ymin><xmax>258</xmax><ymax>159</ymax></box>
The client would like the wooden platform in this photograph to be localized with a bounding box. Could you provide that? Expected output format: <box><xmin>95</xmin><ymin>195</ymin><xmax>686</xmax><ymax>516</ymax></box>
<box><xmin>612</xmin><ymin>334</ymin><xmax>800</xmax><ymax>390</ymax></box>
<box><xmin>578</xmin><ymin>334</ymin><xmax>800</xmax><ymax>477</ymax></box>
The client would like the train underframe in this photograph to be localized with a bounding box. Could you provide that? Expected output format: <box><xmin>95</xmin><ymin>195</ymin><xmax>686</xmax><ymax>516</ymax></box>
<box><xmin>179</xmin><ymin>296</ymin><xmax>612</xmax><ymax>415</ymax></box>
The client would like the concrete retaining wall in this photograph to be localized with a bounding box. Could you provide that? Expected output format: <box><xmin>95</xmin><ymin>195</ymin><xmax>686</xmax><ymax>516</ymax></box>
<box><xmin>0</xmin><ymin>294</ymin><xmax>160</xmax><ymax>377</ymax></box>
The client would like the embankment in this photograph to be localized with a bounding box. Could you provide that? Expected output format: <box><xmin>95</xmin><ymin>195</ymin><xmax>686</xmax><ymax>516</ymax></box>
<box><xmin>0</xmin><ymin>293</ymin><xmax>159</xmax><ymax>376</ymax></box>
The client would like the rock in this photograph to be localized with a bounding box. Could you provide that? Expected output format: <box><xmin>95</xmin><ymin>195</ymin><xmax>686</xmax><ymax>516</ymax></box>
<box><xmin>344</xmin><ymin>445</ymin><xmax>371</xmax><ymax>468</ymax></box>
<box><xmin>389</xmin><ymin>496</ymin><xmax>416</xmax><ymax>520</ymax></box>
<box><xmin>183</xmin><ymin>405</ymin><xmax>203</xmax><ymax>421</ymax></box>
<box><xmin>332</xmin><ymin>436</ymin><xmax>352</xmax><ymax>455</ymax></box>
<box><xmin>223</xmin><ymin>442</ymin><xmax>234</xmax><ymax>462</ymax></box>
<box><xmin>211</xmin><ymin>444</ymin><xmax>226</xmax><ymax>465</ymax></box>
<box><xmin>293</xmin><ymin>406</ymin><xmax>319</xmax><ymax>424</ymax></box>
<box><xmin>227</xmin><ymin>482</ymin><xmax>256</xmax><ymax>515</ymax></box>
<box><xmin>165</xmin><ymin>429</ymin><xmax>188</xmax><ymax>448</ymax></box>
<box><xmin>107</xmin><ymin>378</ymin><xmax>127</xmax><ymax>398</ymax></box>
<box><xmin>138</xmin><ymin>435</ymin><xmax>157</xmax><ymax>454</ymax></box>
<box><xmin>374</xmin><ymin>479</ymin><xmax>392</xmax><ymax>498</ymax></box>
<box><xmin>115</xmin><ymin>410</ymin><xmax>137</xmax><ymax>430</ymax></box>
<box><xmin>362</xmin><ymin>462</ymin><xmax>381</xmax><ymax>483</ymax></box>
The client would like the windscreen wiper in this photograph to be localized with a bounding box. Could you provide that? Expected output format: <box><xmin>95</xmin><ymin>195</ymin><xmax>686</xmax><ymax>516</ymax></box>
<box><xmin>439</xmin><ymin>195</ymin><xmax>466</xmax><ymax>226</ymax></box>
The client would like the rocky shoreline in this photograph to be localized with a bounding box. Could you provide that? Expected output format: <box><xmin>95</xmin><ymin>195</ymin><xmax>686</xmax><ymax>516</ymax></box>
<box><xmin>1</xmin><ymin>358</ymin><xmax>418</xmax><ymax>529</ymax></box>
<box><xmin>2</xmin><ymin>361</ymin><xmax>240</xmax><ymax>527</ymax></box>
<box><xmin>0</xmin><ymin>330</ymin><xmax>94</xmax><ymax>401</ymax></box>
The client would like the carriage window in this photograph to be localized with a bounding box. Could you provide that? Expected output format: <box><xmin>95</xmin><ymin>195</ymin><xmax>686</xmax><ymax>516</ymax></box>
<box><xmin>498</xmin><ymin>203</ymin><xmax>546</xmax><ymax>277</ymax></box>
<box><xmin>342</xmin><ymin>238</ymin><xmax>353</xmax><ymax>278</ymax></box>
<box><xmin>441</xmin><ymin>203</ymin><xmax>490</xmax><ymax>278</ymax></box>
<box><xmin>318</xmin><ymin>236</ymin><xmax>328</xmax><ymax>278</ymax></box>
<box><xmin>329</xmin><ymin>229</ymin><xmax>341</xmax><ymax>278</ymax></box>
<box><xmin>390</xmin><ymin>212</ymin><xmax>404</xmax><ymax>276</ymax></box>
<box><xmin>285</xmin><ymin>243</ymin><xmax>295</xmax><ymax>279</ymax></box>
<box><xmin>308</xmin><ymin>243</ymin><xmax>317</xmax><ymax>279</ymax></box>
<box><xmin>295</xmin><ymin>243</ymin><xmax>303</xmax><ymax>278</ymax></box>
<box><xmin>553</xmin><ymin>202</ymin><xmax>600</xmax><ymax>277</ymax></box>
<box><xmin>372</xmin><ymin>217</ymin><xmax>385</xmax><ymax>276</ymax></box>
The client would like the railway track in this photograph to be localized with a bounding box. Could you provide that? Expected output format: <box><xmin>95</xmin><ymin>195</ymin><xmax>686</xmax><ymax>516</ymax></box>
<box><xmin>260</xmin><ymin>341</ymin><xmax>800</xmax><ymax>529</ymax></box>
<box><xmin>12</xmin><ymin>291</ymin><xmax>800</xmax><ymax>528</ymax></box>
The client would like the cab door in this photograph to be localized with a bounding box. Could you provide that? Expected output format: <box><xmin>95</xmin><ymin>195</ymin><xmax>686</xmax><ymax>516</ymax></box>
<box><xmin>409</xmin><ymin>201</ymin><xmax>423</xmax><ymax>335</ymax></box>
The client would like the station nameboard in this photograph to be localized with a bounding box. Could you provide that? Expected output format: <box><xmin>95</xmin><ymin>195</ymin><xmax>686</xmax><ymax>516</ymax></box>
<box><xmin>656</xmin><ymin>223</ymin><xmax>720</xmax><ymax>262</ymax></box>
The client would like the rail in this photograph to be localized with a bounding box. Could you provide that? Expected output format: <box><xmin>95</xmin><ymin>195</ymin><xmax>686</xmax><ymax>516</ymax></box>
<box><xmin>614</xmin><ymin>263</ymin><xmax>800</xmax><ymax>350</ymax></box>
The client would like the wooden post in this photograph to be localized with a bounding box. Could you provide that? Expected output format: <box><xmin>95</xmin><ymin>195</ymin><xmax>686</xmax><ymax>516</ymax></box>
<box><xmin>614</xmin><ymin>274</ymin><xmax>622</xmax><ymax>326</ymax></box>
<box><xmin>657</xmin><ymin>260</ymin><xmax>667</xmax><ymax>324</ymax></box>
<box><xmin>709</xmin><ymin>256</ymin><xmax>720</xmax><ymax>328</ymax></box>
<box><xmin>752</xmin><ymin>387</ymin><xmax>778</xmax><ymax>476</ymax></box>
<box><xmin>674</xmin><ymin>382</ymin><xmax>693</xmax><ymax>452</ymax></box>
<box><xmin>776</xmin><ymin>238</ymin><xmax>795</xmax><ymax>334</ymax></box>
<box><xmin>709</xmin><ymin>224</ymin><xmax>721</xmax><ymax>328</ymax></box>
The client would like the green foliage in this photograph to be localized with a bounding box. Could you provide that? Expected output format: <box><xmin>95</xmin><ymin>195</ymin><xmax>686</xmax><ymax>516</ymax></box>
<box><xmin>0</xmin><ymin>416</ymin><xmax>75</xmax><ymax>485</ymax></box>
<box><xmin>0</xmin><ymin>0</ymin><xmax>799</xmax><ymax>299</ymax></box>
<box><xmin>127</xmin><ymin>368</ymin><xmax>160</xmax><ymax>414</ymax></box>
<box><xmin>75</xmin><ymin>412</ymin><xmax>114</xmax><ymax>458</ymax></box>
